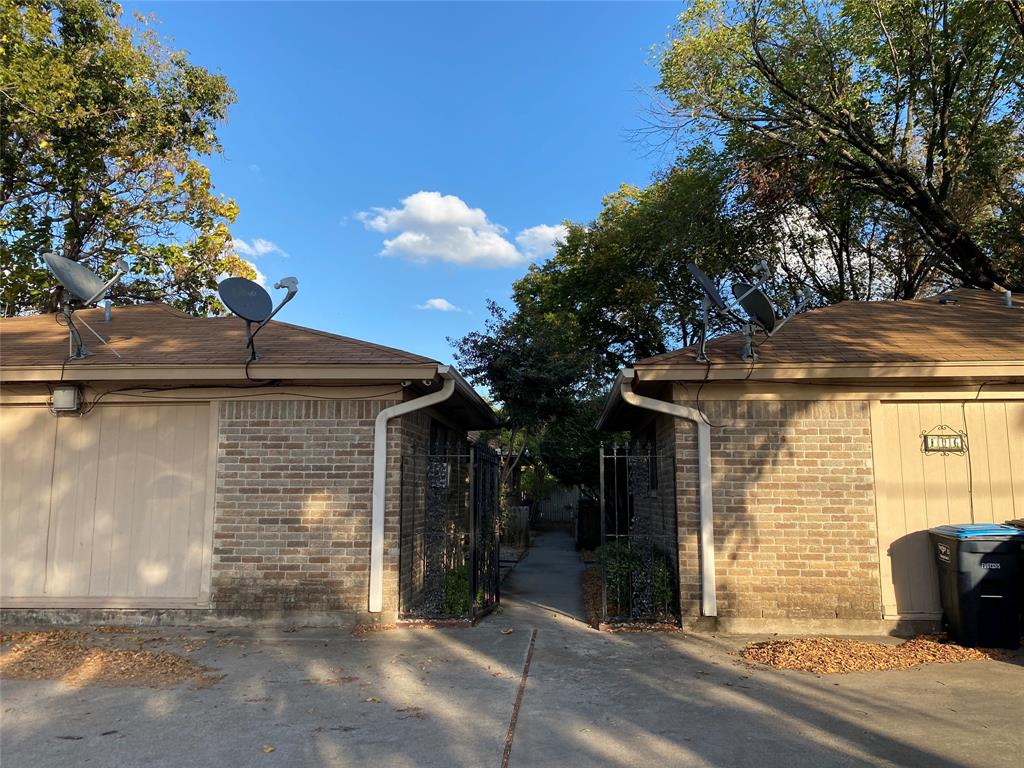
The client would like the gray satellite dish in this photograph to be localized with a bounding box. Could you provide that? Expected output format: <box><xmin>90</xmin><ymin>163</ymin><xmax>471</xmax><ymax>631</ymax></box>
<box><xmin>42</xmin><ymin>253</ymin><xmax>128</xmax><ymax>360</ymax></box>
<box><xmin>732</xmin><ymin>282</ymin><xmax>777</xmax><ymax>334</ymax></box>
<box><xmin>43</xmin><ymin>252</ymin><xmax>127</xmax><ymax>306</ymax></box>
<box><xmin>218</xmin><ymin>276</ymin><xmax>299</xmax><ymax>364</ymax></box>
<box><xmin>218</xmin><ymin>277</ymin><xmax>273</xmax><ymax>323</ymax></box>
<box><xmin>686</xmin><ymin>263</ymin><xmax>727</xmax><ymax>312</ymax></box>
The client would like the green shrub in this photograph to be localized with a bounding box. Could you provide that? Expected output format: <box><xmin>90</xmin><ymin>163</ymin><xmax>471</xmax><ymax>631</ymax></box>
<box><xmin>597</xmin><ymin>540</ymin><xmax>676</xmax><ymax>619</ymax></box>
<box><xmin>442</xmin><ymin>564</ymin><xmax>470</xmax><ymax>615</ymax></box>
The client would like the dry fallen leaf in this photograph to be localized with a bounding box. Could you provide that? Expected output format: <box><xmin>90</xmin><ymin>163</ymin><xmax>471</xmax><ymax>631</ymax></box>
<box><xmin>500</xmin><ymin>628</ymin><xmax>514</xmax><ymax>635</ymax></box>
<box><xmin>0</xmin><ymin>630</ymin><xmax>216</xmax><ymax>688</ymax></box>
<box><xmin>738</xmin><ymin>635</ymin><xmax>1010</xmax><ymax>675</ymax></box>
<box><xmin>261</xmin><ymin>745</ymin><xmax>275</xmax><ymax>753</ymax></box>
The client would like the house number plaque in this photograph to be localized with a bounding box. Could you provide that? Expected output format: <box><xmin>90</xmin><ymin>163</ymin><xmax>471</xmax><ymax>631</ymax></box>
<box><xmin>921</xmin><ymin>425</ymin><xmax>968</xmax><ymax>456</ymax></box>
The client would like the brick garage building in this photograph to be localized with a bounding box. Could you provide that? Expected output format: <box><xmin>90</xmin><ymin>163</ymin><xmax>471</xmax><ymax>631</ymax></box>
<box><xmin>0</xmin><ymin>304</ymin><xmax>496</xmax><ymax>625</ymax></box>
<box><xmin>599</xmin><ymin>289</ymin><xmax>1024</xmax><ymax>633</ymax></box>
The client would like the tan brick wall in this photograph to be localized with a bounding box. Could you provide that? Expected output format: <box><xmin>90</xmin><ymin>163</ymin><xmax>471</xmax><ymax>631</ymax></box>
<box><xmin>211</xmin><ymin>398</ymin><xmax>408</xmax><ymax>617</ymax></box>
<box><xmin>669</xmin><ymin>399</ymin><xmax>881</xmax><ymax>621</ymax></box>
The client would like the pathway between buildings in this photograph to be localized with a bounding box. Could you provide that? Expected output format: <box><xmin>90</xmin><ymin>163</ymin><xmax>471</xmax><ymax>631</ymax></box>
<box><xmin>500</xmin><ymin>527</ymin><xmax>586</xmax><ymax>624</ymax></box>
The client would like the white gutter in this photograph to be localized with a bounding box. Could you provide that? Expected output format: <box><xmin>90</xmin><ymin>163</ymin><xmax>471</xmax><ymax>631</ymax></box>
<box><xmin>368</xmin><ymin>367</ymin><xmax>456</xmax><ymax>613</ymax></box>
<box><xmin>617</xmin><ymin>369</ymin><xmax>718</xmax><ymax>617</ymax></box>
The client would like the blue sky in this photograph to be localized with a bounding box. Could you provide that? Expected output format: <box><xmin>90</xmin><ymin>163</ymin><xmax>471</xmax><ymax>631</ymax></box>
<box><xmin>127</xmin><ymin>1</ymin><xmax>681</xmax><ymax>364</ymax></box>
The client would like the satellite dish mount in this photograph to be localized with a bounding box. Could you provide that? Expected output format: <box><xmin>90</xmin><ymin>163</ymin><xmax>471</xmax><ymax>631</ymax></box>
<box><xmin>687</xmin><ymin>261</ymin><xmax>809</xmax><ymax>362</ymax></box>
<box><xmin>218</xmin><ymin>276</ymin><xmax>299</xmax><ymax>364</ymax></box>
<box><xmin>42</xmin><ymin>253</ymin><xmax>128</xmax><ymax>360</ymax></box>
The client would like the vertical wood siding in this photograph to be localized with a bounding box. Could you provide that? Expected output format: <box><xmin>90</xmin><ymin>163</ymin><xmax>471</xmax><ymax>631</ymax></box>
<box><xmin>1</xmin><ymin>404</ymin><xmax>213</xmax><ymax>606</ymax></box>
<box><xmin>871</xmin><ymin>400</ymin><xmax>1024</xmax><ymax>618</ymax></box>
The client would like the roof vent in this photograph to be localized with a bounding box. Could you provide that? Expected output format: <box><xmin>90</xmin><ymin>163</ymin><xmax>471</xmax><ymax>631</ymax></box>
<box><xmin>1005</xmin><ymin>290</ymin><xmax>1013</xmax><ymax>307</ymax></box>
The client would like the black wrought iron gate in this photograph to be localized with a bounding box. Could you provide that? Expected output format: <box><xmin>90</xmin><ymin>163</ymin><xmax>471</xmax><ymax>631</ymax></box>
<box><xmin>598</xmin><ymin>443</ymin><xmax>680</xmax><ymax>624</ymax></box>
<box><xmin>399</xmin><ymin>444</ymin><xmax>500</xmax><ymax>621</ymax></box>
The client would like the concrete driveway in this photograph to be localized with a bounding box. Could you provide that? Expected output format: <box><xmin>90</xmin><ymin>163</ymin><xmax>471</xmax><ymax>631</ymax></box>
<box><xmin>3</xmin><ymin>530</ymin><xmax>1023</xmax><ymax>767</ymax></box>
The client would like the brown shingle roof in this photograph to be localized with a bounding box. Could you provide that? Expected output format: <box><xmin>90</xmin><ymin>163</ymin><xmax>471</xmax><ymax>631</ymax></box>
<box><xmin>0</xmin><ymin>303</ymin><xmax>437</xmax><ymax>370</ymax></box>
<box><xmin>639</xmin><ymin>288</ymin><xmax>1023</xmax><ymax>368</ymax></box>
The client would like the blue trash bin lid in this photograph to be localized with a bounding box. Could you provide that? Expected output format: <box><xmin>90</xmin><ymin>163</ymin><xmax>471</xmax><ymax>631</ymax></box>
<box><xmin>930</xmin><ymin>523</ymin><xmax>1024</xmax><ymax>539</ymax></box>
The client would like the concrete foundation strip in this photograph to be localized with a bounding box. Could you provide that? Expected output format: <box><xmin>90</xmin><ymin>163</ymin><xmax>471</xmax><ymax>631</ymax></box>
<box><xmin>500</xmin><ymin>628</ymin><xmax>538</xmax><ymax>768</ymax></box>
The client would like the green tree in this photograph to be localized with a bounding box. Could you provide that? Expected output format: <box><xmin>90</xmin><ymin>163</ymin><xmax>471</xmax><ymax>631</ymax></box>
<box><xmin>512</xmin><ymin>148</ymin><xmax>758</xmax><ymax>377</ymax></box>
<box><xmin>0</xmin><ymin>0</ymin><xmax>252</xmax><ymax>316</ymax></box>
<box><xmin>452</xmin><ymin>151</ymin><xmax>746</xmax><ymax>487</ymax></box>
<box><xmin>657</xmin><ymin>0</ymin><xmax>1024</xmax><ymax>292</ymax></box>
<box><xmin>537</xmin><ymin>398</ymin><xmax>610</xmax><ymax>494</ymax></box>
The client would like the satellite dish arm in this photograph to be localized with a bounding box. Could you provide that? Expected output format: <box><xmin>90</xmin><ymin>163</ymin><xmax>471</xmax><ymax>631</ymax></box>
<box><xmin>765</xmin><ymin>290</ymin><xmax>810</xmax><ymax>337</ymax></box>
<box><xmin>252</xmin><ymin>278</ymin><xmax>299</xmax><ymax>337</ymax></box>
<box><xmin>84</xmin><ymin>262</ymin><xmax>129</xmax><ymax>305</ymax></box>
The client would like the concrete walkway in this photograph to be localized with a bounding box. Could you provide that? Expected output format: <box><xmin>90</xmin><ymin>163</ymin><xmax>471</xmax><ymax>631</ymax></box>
<box><xmin>3</xmin><ymin>529</ymin><xmax>1023</xmax><ymax>767</ymax></box>
<box><xmin>501</xmin><ymin>527</ymin><xmax>586</xmax><ymax>623</ymax></box>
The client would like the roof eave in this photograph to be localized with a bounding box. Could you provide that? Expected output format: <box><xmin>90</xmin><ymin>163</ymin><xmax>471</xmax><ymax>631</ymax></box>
<box><xmin>596</xmin><ymin>369</ymin><xmax>632</xmax><ymax>432</ymax></box>
<box><xmin>0</xmin><ymin>363</ymin><xmax>441</xmax><ymax>383</ymax></box>
<box><xmin>633</xmin><ymin>360</ymin><xmax>1024</xmax><ymax>382</ymax></box>
<box><xmin>438</xmin><ymin>365</ymin><xmax>500</xmax><ymax>430</ymax></box>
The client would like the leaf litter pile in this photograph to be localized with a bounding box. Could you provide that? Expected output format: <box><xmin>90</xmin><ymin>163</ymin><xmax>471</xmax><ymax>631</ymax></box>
<box><xmin>0</xmin><ymin>629</ymin><xmax>218</xmax><ymax>688</ymax></box>
<box><xmin>739</xmin><ymin>635</ymin><xmax>1012</xmax><ymax>675</ymax></box>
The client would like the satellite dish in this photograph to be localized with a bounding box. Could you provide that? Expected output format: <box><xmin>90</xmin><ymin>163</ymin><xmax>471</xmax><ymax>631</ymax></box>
<box><xmin>686</xmin><ymin>263</ymin><xmax>728</xmax><ymax>312</ymax></box>
<box><xmin>218</xmin><ymin>277</ymin><xmax>273</xmax><ymax>323</ymax></box>
<box><xmin>218</xmin><ymin>276</ymin><xmax>300</xmax><ymax>365</ymax></box>
<box><xmin>732</xmin><ymin>282</ymin><xmax>777</xmax><ymax>334</ymax></box>
<box><xmin>43</xmin><ymin>252</ymin><xmax>126</xmax><ymax>305</ymax></box>
<box><xmin>42</xmin><ymin>253</ymin><xmax>129</xmax><ymax>361</ymax></box>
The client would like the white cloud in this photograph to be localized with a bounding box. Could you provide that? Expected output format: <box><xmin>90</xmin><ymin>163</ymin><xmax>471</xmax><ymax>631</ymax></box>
<box><xmin>217</xmin><ymin>259</ymin><xmax>266</xmax><ymax>288</ymax></box>
<box><xmin>358</xmin><ymin>191</ymin><xmax>563</xmax><ymax>267</ymax></box>
<box><xmin>248</xmin><ymin>261</ymin><xmax>267</xmax><ymax>287</ymax></box>
<box><xmin>516</xmin><ymin>223</ymin><xmax>568</xmax><ymax>260</ymax></box>
<box><xmin>416</xmin><ymin>297</ymin><xmax>462</xmax><ymax>312</ymax></box>
<box><xmin>232</xmin><ymin>237</ymin><xmax>288</xmax><ymax>259</ymax></box>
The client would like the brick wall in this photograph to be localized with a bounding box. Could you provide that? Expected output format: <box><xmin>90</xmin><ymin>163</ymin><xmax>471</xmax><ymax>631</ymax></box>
<box><xmin>211</xmin><ymin>398</ymin><xmax>407</xmax><ymax>618</ymax></box>
<box><xmin>670</xmin><ymin>399</ymin><xmax>881</xmax><ymax>621</ymax></box>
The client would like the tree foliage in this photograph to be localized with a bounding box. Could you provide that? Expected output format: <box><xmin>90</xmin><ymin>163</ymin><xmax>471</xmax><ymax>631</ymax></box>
<box><xmin>510</xmin><ymin>148</ymin><xmax>761</xmax><ymax>377</ymax></box>
<box><xmin>656</xmin><ymin>0</ymin><xmax>1024</xmax><ymax>291</ymax></box>
<box><xmin>459</xmin><ymin>0</ymin><xmax>1024</xmax><ymax>486</ymax></box>
<box><xmin>0</xmin><ymin>0</ymin><xmax>252</xmax><ymax>316</ymax></box>
<box><xmin>454</xmin><ymin>153</ymin><xmax>746</xmax><ymax>487</ymax></box>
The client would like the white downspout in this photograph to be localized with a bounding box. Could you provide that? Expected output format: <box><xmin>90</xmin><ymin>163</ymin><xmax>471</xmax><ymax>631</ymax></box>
<box><xmin>618</xmin><ymin>370</ymin><xmax>718</xmax><ymax>617</ymax></box>
<box><xmin>368</xmin><ymin>368</ymin><xmax>456</xmax><ymax>613</ymax></box>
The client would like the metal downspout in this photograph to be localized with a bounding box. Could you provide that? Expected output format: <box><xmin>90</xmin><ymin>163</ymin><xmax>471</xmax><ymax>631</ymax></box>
<box><xmin>618</xmin><ymin>370</ymin><xmax>718</xmax><ymax>617</ymax></box>
<box><xmin>368</xmin><ymin>369</ymin><xmax>456</xmax><ymax>613</ymax></box>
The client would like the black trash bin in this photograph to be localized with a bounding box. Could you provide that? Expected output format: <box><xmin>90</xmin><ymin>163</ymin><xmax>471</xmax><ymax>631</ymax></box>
<box><xmin>929</xmin><ymin>524</ymin><xmax>1024</xmax><ymax>649</ymax></box>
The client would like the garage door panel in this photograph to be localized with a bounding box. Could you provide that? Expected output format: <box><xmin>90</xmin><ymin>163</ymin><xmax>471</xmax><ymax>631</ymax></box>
<box><xmin>1</xmin><ymin>404</ymin><xmax>213</xmax><ymax>606</ymax></box>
